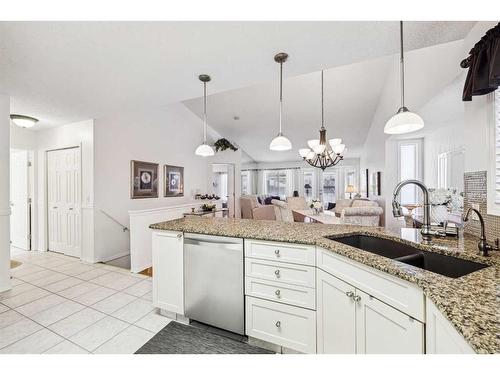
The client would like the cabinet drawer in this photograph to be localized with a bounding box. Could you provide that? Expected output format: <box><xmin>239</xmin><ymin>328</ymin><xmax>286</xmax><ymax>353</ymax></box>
<box><xmin>245</xmin><ymin>277</ymin><xmax>316</xmax><ymax>310</ymax></box>
<box><xmin>245</xmin><ymin>239</ymin><xmax>315</xmax><ymax>266</ymax></box>
<box><xmin>245</xmin><ymin>296</ymin><xmax>316</xmax><ymax>353</ymax></box>
<box><xmin>245</xmin><ymin>258</ymin><xmax>315</xmax><ymax>288</ymax></box>
<box><xmin>316</xmin><ymin>247</ymin><xmax>424</xmax><ymax>321</ymax></box>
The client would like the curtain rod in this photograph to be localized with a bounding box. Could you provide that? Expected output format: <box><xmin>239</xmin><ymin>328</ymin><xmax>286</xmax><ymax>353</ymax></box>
<box><xmin>241</xmin><ymin>167</ymin><xmax>301</xmax><ymax>172</ymax></box>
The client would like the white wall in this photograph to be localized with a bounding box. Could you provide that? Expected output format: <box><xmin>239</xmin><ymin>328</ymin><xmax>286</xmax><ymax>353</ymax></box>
<box><xmin>93</xmin><ymin>102</ymin><xmax>210</xmax><ymax>263</ymax></box>
<box><xmin>0</xmin><ymin>94</ymin><xmax>11</xmax><ymax>292</ymax></box>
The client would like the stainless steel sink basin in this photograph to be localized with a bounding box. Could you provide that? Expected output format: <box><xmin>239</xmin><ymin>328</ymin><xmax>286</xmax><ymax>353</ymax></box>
<box><xmin>327</xmin><ymin>234</ymin><xmax>488</xmax><ymax>278</ymax></box>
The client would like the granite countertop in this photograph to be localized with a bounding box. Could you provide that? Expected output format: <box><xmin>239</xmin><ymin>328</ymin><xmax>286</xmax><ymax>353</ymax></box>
<box><xmin>150</xmin><ymin>217</ymin><xmax>500</xmax><ymax>354</ymax></box>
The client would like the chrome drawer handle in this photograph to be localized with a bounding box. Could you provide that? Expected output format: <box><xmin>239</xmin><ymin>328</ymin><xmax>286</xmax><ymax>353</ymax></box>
<box><xmin>177</xmin><ymin>233</ymin><xmax>183</xmax><ymax>238</ymax></box>
<box><xmin>353</xmin><ymin>295</ymin><xmax>361</xmax><ymax>302</ymax></box>
<box><xmin>274</xmin><ymin>269</ymin><xmax>280</xmax><ymax>277</ymax></box>
<box><xmin>345</xmin><ymin>291</ymin><xmax>354</xmax><ymax>298</ymax></box>
<box><xmin>274</xmin><ymin>249</ymin><xmax>280</xmax><ymax>257</ymax></box>
<box><xmin>275</xmin><ymin>321</ymin><xmax>281</xmax><ymax>328</ymax></box>
<box><xmin>275</xmin><ymin>289</ymin><xmax>281</xmax><ymax>296</ymax></box>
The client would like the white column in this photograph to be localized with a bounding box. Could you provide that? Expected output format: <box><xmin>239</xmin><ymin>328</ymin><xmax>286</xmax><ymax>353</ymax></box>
<box><xmin>0</xmin><ymin>94</ymin><xmax>11</xmax><ymax>292</ymax></box>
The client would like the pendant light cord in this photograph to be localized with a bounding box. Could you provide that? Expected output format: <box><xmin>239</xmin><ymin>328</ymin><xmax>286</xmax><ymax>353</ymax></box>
<box><xmin>321</xmin><ymin>70</ymin><xmax>325</xmax><ymax>129</ymax></box>
<box><xmin>279</xmin><ymin>60</ymin><xmax>283</xmax><ymax>134</ymax></box>
<box><xmin>400</xmin><ymin>20</ymin><xmax>405</xmax><ymax>109</ymax></box>
<box><xmin>203</xmin><ymin>81</ymin><xmax>207</xmax><ymax>143</ymax></box>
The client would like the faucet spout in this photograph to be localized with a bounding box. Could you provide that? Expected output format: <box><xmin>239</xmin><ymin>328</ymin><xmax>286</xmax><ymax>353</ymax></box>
<box><xmin>392</xmin><ymin>179</ymin><xmax>432</xmax><ymax>238</ymax></box>
<box><xmin>462</xmin><ymin>207</ymin><xmax>498</xmax><ymax>256</ymax></box>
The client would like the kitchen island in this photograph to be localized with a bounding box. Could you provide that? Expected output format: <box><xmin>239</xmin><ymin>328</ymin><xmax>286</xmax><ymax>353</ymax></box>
<box><xmin>150</xmin><ymin>217</ymin><xmax>499</xmax><ymax>354</ymax></box>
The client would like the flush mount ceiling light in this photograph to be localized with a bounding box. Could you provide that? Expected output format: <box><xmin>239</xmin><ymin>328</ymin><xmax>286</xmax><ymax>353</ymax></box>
<box><xmin>269</xmin><ymin>52</ymin><xmax>292</xmax><ymax>151</ymax></box>
<box><xmin>384</xmin><ymin>21</ymin><xmax>424</xmax><ymax>135</ymax></box>
<box><xmin>298</xmin><ymin>70</ymin><xmax>345</xmax><ymax>170</ymax></box>
<box><xmin>195</xmin><ymin>74</ymin><xmax>215</xmax><ymax>157</ymax></box>
<box><xmin>10</xmin><ymin>114</ymin><xmax>39</xmax><ymax>128</ymax></box>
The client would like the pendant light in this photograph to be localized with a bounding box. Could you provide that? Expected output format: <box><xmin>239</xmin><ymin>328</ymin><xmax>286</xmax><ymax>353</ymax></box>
<box><xmin>10</xmin><ymin>114</ymin><xmax>38</xmax><ymax>128</ymax></box>
<box><xmin>269</xmin><ymin>52</ymin><xmax>292</xmax><ymax>151</ymax></box>
<box><xmin>298</xmin><ymin>70</ymin><xmax>345</xmax><ymax>170</ymax></box>
<box><xmin>384</xmin><ymin>21</ymin><xmax>424</xmax><ymax>135</ymax></box>
<box><xmin>195</xmin><ymin>74</ymin><xmax>215</xmax><ymax>157</ymax></box>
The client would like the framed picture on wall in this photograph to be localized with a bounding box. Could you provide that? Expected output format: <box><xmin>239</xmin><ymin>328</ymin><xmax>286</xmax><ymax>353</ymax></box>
<box><xmin>130</xmin><ymin>160</ymin><xmax>159</xmax><ymax>199</ymax></box>
<box><xmin>164</xmin><ymin>165</ymin><xmax>184</xmax><ymax>197</ymax></box>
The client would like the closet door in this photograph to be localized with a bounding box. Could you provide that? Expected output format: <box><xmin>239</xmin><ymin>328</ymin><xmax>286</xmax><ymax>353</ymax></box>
<box><xmin>47</xmin><ymin>147</ymin><xmax>81</xmax><ymax>258</ymax></box>
<box><xmin>10</xmin><ymin>149</ymin><xmax>30</xmax><ymax>250</ymax></box>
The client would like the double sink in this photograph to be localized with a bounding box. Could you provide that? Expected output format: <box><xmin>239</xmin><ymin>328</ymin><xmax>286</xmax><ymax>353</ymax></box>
<box><xmin>327</xmin><ymin>234</ymin><xmax>488</xmax><ymax>278</ymax></box>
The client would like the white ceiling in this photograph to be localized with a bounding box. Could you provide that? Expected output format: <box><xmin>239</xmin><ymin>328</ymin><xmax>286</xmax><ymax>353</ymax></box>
<box><xmin>0</xmin><ymin>21</ymin><xmax>475</xmax><ymax>130</ymax></box>
<box><xmin>184</xmin><ymin>56</ymin><xmax>393</xmax><ymax>162</ymax></box>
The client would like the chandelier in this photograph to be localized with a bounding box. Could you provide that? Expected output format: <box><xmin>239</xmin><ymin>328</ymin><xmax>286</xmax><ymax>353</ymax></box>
<box><xmin>298</xmin><ymin>70</ymin><xmax>345</xmax><ymax>170</ymax></box>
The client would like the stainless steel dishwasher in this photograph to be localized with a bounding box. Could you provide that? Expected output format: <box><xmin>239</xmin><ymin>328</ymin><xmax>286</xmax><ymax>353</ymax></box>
<box><xmin>184</xmin><ymin>233</ymin><xmax>244</xmax><ymax>335</ymax></box>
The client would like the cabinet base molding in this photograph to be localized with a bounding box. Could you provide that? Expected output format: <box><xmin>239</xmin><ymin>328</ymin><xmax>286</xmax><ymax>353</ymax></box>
<box><xmin>159</xmin><ymin>309</ymin><xmax>190</xmax><ymax>325</ymax></box>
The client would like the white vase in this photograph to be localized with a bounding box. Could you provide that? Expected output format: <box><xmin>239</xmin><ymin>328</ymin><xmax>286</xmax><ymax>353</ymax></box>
<box><xmin>431</xmin><ymin>205</ymin><xmax>448</xmax><ymax>224</ymax></box>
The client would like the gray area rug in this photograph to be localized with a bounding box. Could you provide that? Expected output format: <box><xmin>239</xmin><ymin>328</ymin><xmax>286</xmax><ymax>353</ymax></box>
<box><xmin>135</xmin><ymin>321</ymin><xmax>273</xmax><ymax>354</ymax></box>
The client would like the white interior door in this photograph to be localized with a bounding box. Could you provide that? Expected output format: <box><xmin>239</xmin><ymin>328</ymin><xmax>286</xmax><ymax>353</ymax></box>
<box><xmin>10</xmin><ymin>149</ymin><xmax>30</xmax><ymax>250</ymax></box>
<box><xmin>47</xmin><ymin>147</ymin><xmax>81</xmax><ymax>258</ymax></box>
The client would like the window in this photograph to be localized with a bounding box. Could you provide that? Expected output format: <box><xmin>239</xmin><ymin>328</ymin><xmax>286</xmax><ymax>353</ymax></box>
<box><xmin>398</xmin><ymin>139</ymin><xmax>423</xmax><ymax>205</ymax></box>
<box><xmin>264</xmin><ymin>170</ymin><xmax>288</xmax><ymax>198</ymax></box>
<box><xmin>489</xmin><ymin>90</ymin><xmax>500</xmax><ymax>214</ymax></box>
<box><xmin>241</xmin><ymin>171</ymin><xmax>249</xmax><ymax>195</ymax></box>
<box><xmin>344</xmin><ymin>168</ymin><xmax>357</xmax><ymax>198</ymax></box>
<box><xmin>321</xmin><ymin>171</ymin><xmax>337</xmax><ymax>206</ymax></box>
<box><xmin>302</xmin><ymin>169</ymin><xmax>315</xmax><ymax>200</ymax></box>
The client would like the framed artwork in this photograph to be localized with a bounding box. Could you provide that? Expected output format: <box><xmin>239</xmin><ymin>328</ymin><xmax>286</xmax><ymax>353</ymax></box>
<box><xmin>164</xmin><ymin>165</ymin><xmax>184</xmax><ymax>197</ymax></box>
<box><xmin>131</xmin><ymin>160</ymin><xmax>159</xmax><ymax>199</ymax></box>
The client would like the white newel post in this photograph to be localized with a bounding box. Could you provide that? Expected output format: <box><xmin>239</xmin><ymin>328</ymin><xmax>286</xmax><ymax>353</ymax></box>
<box><xmin>0</xmin><ymin>94</ymin><xmax>11</xmax><ymax>292</ymax></box>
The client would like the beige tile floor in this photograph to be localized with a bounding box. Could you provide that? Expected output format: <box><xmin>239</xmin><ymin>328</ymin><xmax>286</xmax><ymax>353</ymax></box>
<box><xmin>0</xmin><ymin>248</ymin><xmax>171</xmax><ymax>354</ymax></box>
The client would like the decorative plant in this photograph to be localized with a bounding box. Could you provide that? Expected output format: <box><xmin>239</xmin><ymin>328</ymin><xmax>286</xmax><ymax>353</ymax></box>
<box><xmin>309</xmin><ymin>200</ymin><xmax>323</xmax><ymax>210</ymax></box>
<box><xmin>201</xmin><ymin>203</ymin><xmax>216</xmax><ymax>212</ymax></box>
<box><xmin>214</xmin><ymin>138</ymin><xmax>238</xmax><ymax>152</ymax></box>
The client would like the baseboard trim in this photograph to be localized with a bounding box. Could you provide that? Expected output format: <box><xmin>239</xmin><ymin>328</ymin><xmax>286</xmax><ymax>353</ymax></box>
<box><xmin>98</xmin><ymin>251</ymin><xmax>130</xmax><ymax>263</ymax></box>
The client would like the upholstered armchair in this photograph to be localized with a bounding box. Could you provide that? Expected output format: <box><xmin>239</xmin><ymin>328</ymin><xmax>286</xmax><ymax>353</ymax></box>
<box><xmin>271</xmin><ymin>199</ymin><xmax>294</xmax><ymax>222</ymax></box>
<box><xmin>286</xmin><ymin>196</ymin><xmax>308</xmax><ymax>222</ymax></box>
<box><xmin>338</xmin><ymin>199</ymin><xmax>383</xmax><ymax>226</ymax></box>
<box><xmin>240</xmin><ymin>195</ymin><xmax>276</xmax><ymax>220</ymax></box>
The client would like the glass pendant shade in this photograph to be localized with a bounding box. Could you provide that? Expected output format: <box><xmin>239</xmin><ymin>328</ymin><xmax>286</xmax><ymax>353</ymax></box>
<box><xmin>384</xmin><ymin>21</ymin><xmax>424</xmax><ymax>135</ymax></box>
<box><xmin>307</xmin><ymin>139</ymin><xmax>319</xmax><ymax>149</ymax></box>
<box><xmin>195</xmin><ymin>74</ymin><xmax>214</xmax><ymax>157</ymax></box>
<box><xmin>10</xmin><ymin>114</ymin><xmax>38</xmax><ymax>128</ymax></box>
<box><xmin>313</xmin><ymin>144</ymin><xmax>326</xmax><ymax>154</ymax></box>
<box><xmin>384</xmin><ymin>108</ymin><xmax>424</xmax><ymax>134</ymax></box>
<box><xmin>299</xmin><ymin>148</ymin><xmax>310</xmax><ymax>158</ymax></box>
<box><xmin>195</xmin><ymin>143</ymin><xmax>215</xmax><ymax>157</ymax></box>
<box><xmin>306</xmin><ymin>151</ymin><xmax>315</xmax><ymax>160</ymax></box>
<box><xmin>333</xmin><ymin>143</ymin><xmax>346</xmax><ymax>154</ymax></box>
<box><xmin>270</xmin><ymin>134</ymin><xmax>292</xmax><ymax>151</ymax></box>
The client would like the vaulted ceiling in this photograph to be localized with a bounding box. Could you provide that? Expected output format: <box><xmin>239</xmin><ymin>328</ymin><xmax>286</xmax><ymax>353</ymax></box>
<box><xmin>0</xmin><ymin>21</ymin><xmax>474</xmax><ymax>133</ymax></box>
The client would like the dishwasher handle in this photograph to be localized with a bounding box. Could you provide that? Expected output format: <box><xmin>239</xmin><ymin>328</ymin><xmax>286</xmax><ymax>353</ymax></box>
<box><xmin>184</xmin><ymin>238</ymin><xmax>243</xmax><ymax>251</ymax></box>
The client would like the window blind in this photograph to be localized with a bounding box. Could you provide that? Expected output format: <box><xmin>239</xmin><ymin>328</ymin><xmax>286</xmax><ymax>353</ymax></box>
<box><xmin>495</xmin><ymin>90</ymin><xmax>500</xmax><ymax>203</ymax></box>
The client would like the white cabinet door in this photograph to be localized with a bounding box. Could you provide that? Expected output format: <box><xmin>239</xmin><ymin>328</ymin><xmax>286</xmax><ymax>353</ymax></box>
<box><xmin>316</xmin><ymin>269</ymin><xmax>356</xmax><ymax>354</ymax></box>
<box><xmin>10</xmin><ymin>149</ymin><xmax>29</xmax><ymax>250</ymax></box>
<box><xmin>426</xmin><ymin>297</ymin><xmax>474</xmax><ymax>354</ymax></box>
<box><xmin>355</xmin><ymin>289</ymin><xmax>424</xmax><ymax>354</ymax></box>
<box><xmin>152</xmin><ymin>230</ymin><xmax>184</xmax><ymax>314</ymax></box>
<box><xmin>47</xmin><ymin>147</ymin><xmax>81</xmax><ymax>257</ymax></box>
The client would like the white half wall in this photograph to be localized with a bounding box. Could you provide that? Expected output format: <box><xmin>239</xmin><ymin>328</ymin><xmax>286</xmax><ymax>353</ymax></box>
<box><xmin>0</xmin><ymin>94</ymin><xmax>11</xmax><ymax>292</ymax></box>
<box><xmin>93</xmin><ymin>102</ymin><xmax>210</xmax><ymax>263</ymax></box>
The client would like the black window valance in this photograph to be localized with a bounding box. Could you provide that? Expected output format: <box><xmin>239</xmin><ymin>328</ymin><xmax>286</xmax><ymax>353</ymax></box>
<box><xmin>462</xmin><ymin>22</ymin><xmax>500</xmax><ymax>101</ymax></box>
